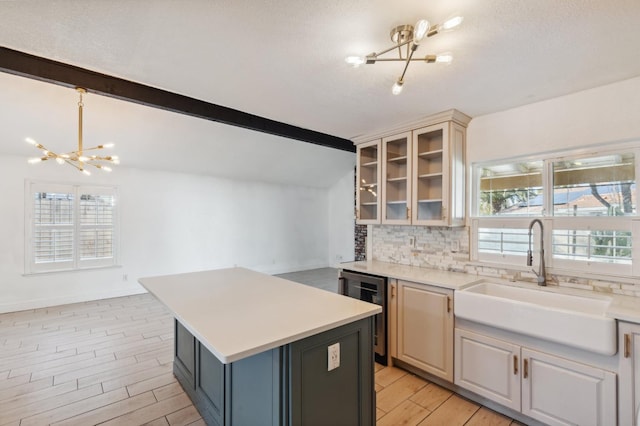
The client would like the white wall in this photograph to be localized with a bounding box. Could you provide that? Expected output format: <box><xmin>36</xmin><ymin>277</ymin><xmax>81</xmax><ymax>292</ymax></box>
<box><xmin>0</xmin><ymin>156</ymin><xmax>337</xmax><ymax>313</ymax></box>
<box><xmin>468</xmin><ymin>76</ymin><xmax>640</xmax><ymax>163</ymax></box>
<box><xmin>328</xmin><ymin>169</ymin><xmax>355</xmax><ymax>267</ymax></box>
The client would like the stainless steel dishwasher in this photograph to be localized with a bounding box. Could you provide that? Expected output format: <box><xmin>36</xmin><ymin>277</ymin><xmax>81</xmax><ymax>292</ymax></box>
<box><xmin>339</xmin><ymin>270</ymin><xmax>387</xmax><ymax>365</ymax></box>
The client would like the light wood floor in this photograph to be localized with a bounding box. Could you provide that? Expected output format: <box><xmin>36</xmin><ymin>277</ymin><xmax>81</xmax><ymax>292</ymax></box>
<box><xmin>0</xmin><ymin>293</ymin><xmax>521</xmax><ymax>425</ymax></box>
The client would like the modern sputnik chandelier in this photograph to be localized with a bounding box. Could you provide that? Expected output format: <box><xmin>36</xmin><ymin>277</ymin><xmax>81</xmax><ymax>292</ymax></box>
<box><xmin>345</xmin><ymin>16</ymin><xmax>463</xmax><ymax>94</ymax></box>
<box><xmin>26</xmin><ymin>88</ymin><xmax>119</xmax><ymax>175</ymax></box>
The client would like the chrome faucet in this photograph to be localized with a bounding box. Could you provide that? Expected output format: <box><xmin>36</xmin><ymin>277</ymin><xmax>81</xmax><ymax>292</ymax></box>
<box><xmin>527</xmin><ymin>219</ymin><xmax>547</xmax><ymax>286</ymax></box>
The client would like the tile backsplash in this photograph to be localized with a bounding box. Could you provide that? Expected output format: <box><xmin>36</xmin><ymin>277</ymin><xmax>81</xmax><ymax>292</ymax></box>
<box><xmin>371</xmin><ymin>225</ymin><xmax>640</xmax><ymax>298</ymax></box>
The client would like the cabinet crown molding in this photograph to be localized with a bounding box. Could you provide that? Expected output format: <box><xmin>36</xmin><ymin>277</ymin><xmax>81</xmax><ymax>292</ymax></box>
<box><xmin>352</xmin><ymin>109</ymin><xmax>472</xmax><ymax>145</ymax></box>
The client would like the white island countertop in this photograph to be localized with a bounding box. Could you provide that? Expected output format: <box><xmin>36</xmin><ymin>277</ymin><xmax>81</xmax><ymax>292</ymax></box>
<box><xmin>139</xmin><ymin>267</ymin><xmax>381</xmax><ymax>364</ymax></box>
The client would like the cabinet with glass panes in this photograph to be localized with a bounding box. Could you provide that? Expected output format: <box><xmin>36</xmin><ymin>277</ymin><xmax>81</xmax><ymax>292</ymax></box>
<box><xmin>382</xmin><ymin>132</ymin><xmax>412</xmax><ymax>224</ymax></box>
<box><xmin>354</xmin><ymin>109</ymin><xmax>469</xmax><ymax>227</ymax></box>
<box><xmin>356</xmin><ymin>140</ymin><xmax>381</xmax><ymax>224</ymax></box>
<box><xmin>412</xmin><ymin>121</ymin><xmax>466</xmax><ymax>226</ymax></box>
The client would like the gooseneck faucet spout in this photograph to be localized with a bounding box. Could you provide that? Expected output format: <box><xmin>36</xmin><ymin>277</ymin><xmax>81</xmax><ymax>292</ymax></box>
<box><xmin>527</xmin><ymin>219</ymin><xmax>546</xmax><ymax>286</ymax></box>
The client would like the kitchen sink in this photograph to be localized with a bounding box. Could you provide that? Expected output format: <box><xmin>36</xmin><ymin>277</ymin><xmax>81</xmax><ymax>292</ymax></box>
<box><xmin>455</xmin><ymin>281</ymin><xmax>617</xmax><ymax>355</ymax></box>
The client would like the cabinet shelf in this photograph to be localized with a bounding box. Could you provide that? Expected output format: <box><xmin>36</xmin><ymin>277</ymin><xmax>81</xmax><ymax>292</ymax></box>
<box><xmin>387</xmin><ymin>155</ymin><xmax>407</xmax><ymax>163</ymax></box>
<box><xmin>418</xmin><ymin>199</ymin><xmax>443</xmax><ymax>203</ymax></box>
<box><xmin>418</xmin><ymin>149</ymin><xmax>443</xmax><ymax>159</ymax></box>
<box><xmin>360</xmin><ymin>202</ymin><xmax>378</xmax><ymax>206</ymax></box>
<box><xmin>418</xmin><ymin>172</ymin><xmax>443</xmax><ymax>179</ymax></box>
<box><xmin>362</xmin><ymin>160</ymin><xmax>378</xmax><ymax>167</ymax></box>
<box><xmin>386</xmin><ymin>176</ymin><xmax>407</xmax><ymax>182</ymax></box>
<box><xmin>386</xmin><ymin>200</ymin><xmax>407</xmax><ymax>205</ymax></box>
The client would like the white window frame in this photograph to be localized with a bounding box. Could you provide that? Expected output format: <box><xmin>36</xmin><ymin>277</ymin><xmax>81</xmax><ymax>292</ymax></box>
<box><xmin>471</xmin><ymin>143</ymin><xmax>640</xmax><ymax>278</ymax></box>
<box><xmin>25</xmin><ymin>181</ymin><xmax>119</xmax><ymax>274</ymax></box>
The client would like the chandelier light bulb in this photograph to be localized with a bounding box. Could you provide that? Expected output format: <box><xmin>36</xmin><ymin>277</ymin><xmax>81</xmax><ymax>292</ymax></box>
<box><xmin>102</xmin><ymin>143</ymin><xmax>115</xmax><ymax>148</ymax></box>
<box><xmin>345</xmin><ymin>56</ymin><xmax>366</xmax><ymax>68</ymax></box>
<box><xmin>413</xmin><ymin>19</ymin><xmax>430</xmax><ymax>44</ymax></box>
<box><xmin>78</xmin><ymin>156</ymin><xmax>89</xmax><ymax>162</ymax></box>
<box><xmin>436</xmin><ymin>53</ymin><xmax>454</xmax><ymax>64</ymax></box>
<box><xmin>82</xmin><ymin>169</ymin><xmax>91</xmax><ymax>176</ymax></box>
<box><xmin>28</xmin><ymin>157</ymin><xmax>42</xmax><ymax>164</ymax></box>
<box><xmin>102</xmin><ymin>166</ymin><xmax>112</xmax><ymax>172</ymax></box>
<box><xmin>25</xmin><ymin>137</ymin><xmax>37</xmax><ymax>145</ymax></box>
<box><xmin>392</xmin><ymin>80</ymin><xmax>404</xmax><ymax>95</ymax></box>
<box><xmin>441</xmin><ymin>16</ymin><xmax>463</xmax><ymax>31</ymax></box>
<box><xmin>55</xmin><ymin>158</ymin><xmax>65</xmax><ymax>165</ymax></box>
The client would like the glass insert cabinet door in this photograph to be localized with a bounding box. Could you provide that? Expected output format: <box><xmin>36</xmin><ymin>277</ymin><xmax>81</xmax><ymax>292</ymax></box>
<box><xmin>382</xmin><ymin>132</ymin><xmax>412</xmax><ymax>224</ymax></box>
<box><xmin>356</xmin><ymin>140</ymin><xmax>381</xmax><ymax>224</ymax></box>
<box><xmin>412</xmin><ymin>124</ymin><xmax>449</xmax><ymax>225</ymax></box>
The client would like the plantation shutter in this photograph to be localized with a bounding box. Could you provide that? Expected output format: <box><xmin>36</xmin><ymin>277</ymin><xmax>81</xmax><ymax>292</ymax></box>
<box><xmin>27</xmin><ymin>182</ymin><xmax>117</xmax><ymax>273</ymax></box>
<box><xmin>32</xmin><ymin>187</ymin><xmax>75</xmax><ymax>271</ymax></box>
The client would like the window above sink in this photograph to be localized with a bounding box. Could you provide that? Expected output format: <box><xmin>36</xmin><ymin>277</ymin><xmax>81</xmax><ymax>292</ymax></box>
<box><xmin>471</xmin><ymin>142</ymin><xmax>640</xmax><ymax>279</ymax></box>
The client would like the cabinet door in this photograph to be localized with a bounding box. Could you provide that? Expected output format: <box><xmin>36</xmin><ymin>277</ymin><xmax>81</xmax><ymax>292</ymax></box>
<box><xmin>397</xmin><ymin>280</ymin><xmax>453</xmax><ymax>381</ymax></box>
<box><xmin>521</xmin><ymin>347</ymin><xmax>616</xmax><ymax>426</ymax></box>
<box><xmin>356</xmin><ymin>140</ymin><xmax>381</xmax><ymax>224</ymax></box>
<box><xmin>412</xmin><ymin>124</ymin><xmax>448</xmax><ymax>226</ymax></box>
<box><xmin>382</xmin><ymin>132</ymin><xmax>412</xmax><ymax>224</ymax></box>
<box><xmin>619</xmin><ymin>321</ymin><xmax>640</xmax><ymax>426</ymax></box>
<box><xmin>175</xmin><ymin>320</ymin><xmax>196</xmax><ymax>388</ymax></box>
<box><xmin>454</xmin><ymin>328</ymin><xmax>521</xmax><ymax>411</ymax></box>
<box><xmin>448</xmin><ymin>122</ymin><xmax>466</xmax><ymax>226</ymax></box>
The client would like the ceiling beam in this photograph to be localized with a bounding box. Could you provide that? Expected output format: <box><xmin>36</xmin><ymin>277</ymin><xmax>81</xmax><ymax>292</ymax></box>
<box><xmin>0</xmin><ymin>46</ymin><xmax>355</xmax><ymax>153</ymax></box>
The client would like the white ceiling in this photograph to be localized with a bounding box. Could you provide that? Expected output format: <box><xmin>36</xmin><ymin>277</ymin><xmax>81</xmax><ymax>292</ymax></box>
<box><xmin>1</xmin><ymin>0</ymin><xmax>640</xmax><ymax>186</ymax></box>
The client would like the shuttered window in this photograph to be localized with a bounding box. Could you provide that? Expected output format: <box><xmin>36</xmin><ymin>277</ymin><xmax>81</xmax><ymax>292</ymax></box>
<box><xmin>27</xmin><ymin>182</ymin><xmax>117</xmax><ymax>273</ymax></box>
<box><xmin>472</xmin><ymin>147</ymin><xmax>640</xmax><ymax>278</ymax></box>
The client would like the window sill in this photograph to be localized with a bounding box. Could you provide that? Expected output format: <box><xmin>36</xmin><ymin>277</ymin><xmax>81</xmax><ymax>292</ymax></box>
<box><xmin>23</xmin><ymin>264</ymin><xmax>123</xmax><ymax>277</ymax></box>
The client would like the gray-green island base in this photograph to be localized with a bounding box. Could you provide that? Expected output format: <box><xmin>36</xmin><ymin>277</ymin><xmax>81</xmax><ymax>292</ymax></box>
<box><xmin>173</xmin><ymin>316</ymin><xmax>376</xmax><ymax>425</ymax></box>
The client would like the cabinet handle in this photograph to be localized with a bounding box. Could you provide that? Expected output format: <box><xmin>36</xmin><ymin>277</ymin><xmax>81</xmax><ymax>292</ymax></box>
<box><xmin>356</xmin><ymin>208</ymin><xmax>360</xmax><ymax>220</ymax></box>
<box><xmin>523</xmin><ymin>358</ymin><xmax>529</xmax><ymax>379</ymax></box>
<box><xmin>625</xmin><ymin>333</ymin><xmax>631</xmax><ymax>358</ymax></box>
<box><xmin>513</xmin><ymin>355</ymin><xmax>518</xmax><ymax>375</ymax></box>
<box><xmin>446</xmin><ymin>296</ymin><xmax>452</xmax><ymax>313</ymax></box>
<box><xmin>391</xmin><ymin>284</ymin><xmax>396</xmax><ymax>298</ymax></box>
<box><xmin>406</xmin><ymin>207</ymin><xmax>410</xmax><ymax>219</ymax></box>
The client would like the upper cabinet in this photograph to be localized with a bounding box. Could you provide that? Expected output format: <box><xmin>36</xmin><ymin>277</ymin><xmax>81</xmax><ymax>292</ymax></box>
<box><xmin>382</xmin><ymin>132</ymin><xmax>412</xmax><ymax>224</ymax></box>
<box><xmin>355</xmin><ymin>109</ymin><xmax>470</xmax><ymax>226</ymax></box>
<box><xmin>356</xmin><ymin>140</ymin><xmax>381</xmax><ymax>224</ymax></box>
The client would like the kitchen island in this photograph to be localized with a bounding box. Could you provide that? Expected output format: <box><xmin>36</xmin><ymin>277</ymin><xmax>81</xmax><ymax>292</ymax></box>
<box><xmin>139</xmin><ymin>267</ymin><xmax>381</xmax><ymax>426</ymax></box>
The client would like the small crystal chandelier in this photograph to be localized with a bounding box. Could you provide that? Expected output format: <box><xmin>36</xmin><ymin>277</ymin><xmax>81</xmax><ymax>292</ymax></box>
<box><xmin>26</xmin><ymin>87</ymin><xmax>119</xmax><ymax>175</ymax></box>
<box><xmin>345</xmin><ymin>16</ymin><xmax>463</xmax><ymax>95</ymax></box>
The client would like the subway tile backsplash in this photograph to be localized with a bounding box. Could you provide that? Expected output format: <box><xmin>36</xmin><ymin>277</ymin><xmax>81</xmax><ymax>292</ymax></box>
<box><xmin>371</xmin><ymin>225</ymin><xmax>640</xmax><ymax>298</ymax></box>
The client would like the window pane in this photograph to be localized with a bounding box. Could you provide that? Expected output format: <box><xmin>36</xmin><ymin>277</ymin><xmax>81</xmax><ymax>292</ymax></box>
<box><xmin>553</xmin><ymin>153</ymin><xmax>636</xmax><ymax>216</ymax></box>
<box><xmin>34</xmin><ymin>192</ymin><xmax>74</xmax><ymax>225</ymax></box>
<box><xmin>552</xmin><ymin>229</ymin><xmax>632</xmax><ymax>264</ymax></box>
<box><xmin>478</xmin><ymin>161</ymin><xmax>543</xmax><ymax>216</ymax></box>
<box><xmin>79</xmin><ymin>194</ymin><xmax>115</xmax><ymax>260</ymax></box>
<box><xmin>33</xmin><ymin>192</ymin><xmax>74</xmax><ymax>264</ymax></box>
<box><xmin>478</xmin><ymin>228</ymin><xmax>529</xmax><ymax>255</ymax></box>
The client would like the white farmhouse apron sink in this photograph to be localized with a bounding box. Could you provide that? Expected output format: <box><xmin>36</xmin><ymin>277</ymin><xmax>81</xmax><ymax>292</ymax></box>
<box><xmin>455</xmin><ymin>281</ymin><xmax>616</xmax><ymax>355</ymax></box>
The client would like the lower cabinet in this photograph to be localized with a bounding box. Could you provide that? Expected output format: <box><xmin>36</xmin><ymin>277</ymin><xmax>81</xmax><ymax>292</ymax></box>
<box><xmin>619</xmin><ymin>321</ymin><xmax>640</xmax><ymax>426</ymax></box>
<box><xmin>393</xmin><ymin>280</ymin><xmax>454</xmax><ymax>381</ymax></box>
<box><xmin>174</xmin><ymin>318</ymin><xmax>375</xmax><ymax>426</ymax></box>
<box><xmin>455</xmin><ymin>328</ymin><xmax>617</xmax><ymax>426</ymax></box>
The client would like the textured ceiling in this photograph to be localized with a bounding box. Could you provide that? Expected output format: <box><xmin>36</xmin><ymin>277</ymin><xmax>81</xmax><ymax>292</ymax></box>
<box><xmin>1</xmin><ymin>0</ymin><xmax>640</xmax><ymax>185</ymax></box>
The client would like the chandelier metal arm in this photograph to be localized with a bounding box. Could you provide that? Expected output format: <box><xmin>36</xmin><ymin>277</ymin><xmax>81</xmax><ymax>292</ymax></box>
<box><xmin>398</xmin><ymin>45</ymin><xmax>417</xmax><ymax>84</ymax></box>
<box><xmin>367</xmin><ymin>39</ymin><xmax>413</xmax><ymax>63</ymax></box>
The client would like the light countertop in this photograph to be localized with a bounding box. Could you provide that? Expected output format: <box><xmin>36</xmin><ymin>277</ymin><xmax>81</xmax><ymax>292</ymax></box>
<box><xmin>341</xmin><ymin>260</ymin><xmax>640</xmax><ymax>324</ymax></box>
<box><xmin>339</xmin><ymin>260</ymin><xmax>482</xmax><ymax>290</ymax></box>
<box><xmin>139</xmin><ymin>267</ymin><xmax>381</xmax><ymax>364</ymax></box>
